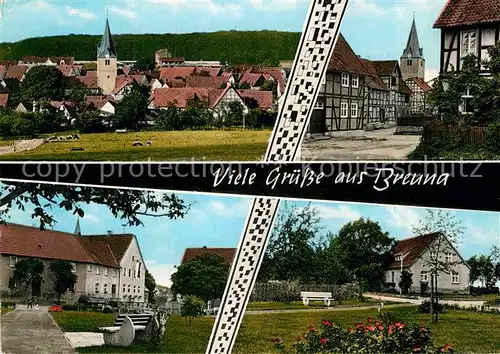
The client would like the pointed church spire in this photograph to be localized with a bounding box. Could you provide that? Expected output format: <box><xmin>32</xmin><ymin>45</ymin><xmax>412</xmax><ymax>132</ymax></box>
<box><xmin>74</xmin><ymin>217</ymin><xmax>81</xmax><ymax>236</ymax></box>
<box><xmin>97</xmin><ymin>18</ymin><xmax>117</xmax><ymax>59</ymax></box>
<box><xmin>403</xmin><ymin>17</ymin><xmax>423</xmax><ymax>59</ymax></box>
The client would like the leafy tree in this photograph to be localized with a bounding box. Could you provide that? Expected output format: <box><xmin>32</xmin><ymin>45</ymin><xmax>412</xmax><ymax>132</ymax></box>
<box><xmin>154</xmin><ymin>106</ymin><xmax>181</xmax><ymax>130</ymax></box>
<box><xmin>259</xmin><ymin>203</ymin><xmax>321</xmax><ymax>283</ymax></box>
<box><xmin>180</xmin><ymin>104</ymin><xmax>211</xmax><ymax>129</ymax></box>
<box><xmin>20</xmin><ymin>66</ymin><xmax>65</xmax><ymax>102</ymax></box>
<box><xmin>114</xmin><ymin>82</ymin><xmax>150</xmax><ymax>129</ymax></box>
<box><xmin>412</xmin><ymin>209</ymin><xmax>464</xmax><ymax>323</ymax></box>
<box><xmin>11</xmin><ymin>257</ymin><xmax>45</xmax><ymax>304</ymax></box>
<box><xmin>49</xmin><ymin>260</ymin><xmax>77</xmax><ymax>304</ymax></box>
<box><xmin>170</xmin><ymin>254</ymin><xmax>229</xmax><ymax>302</ymax></box>
<box><xmin>73</xmin><ymin>104</ymin><xmax>105</xmax><ymax>133</ymax></box>
<box><xmin>134</xmin><ymin>58</ymin><xmax>156</xmax><ymax>71</ymax></box>
<box><xmin>181</xmin><ymin>295</ymin><xmax>205</xmax><ymax>325</ymax></box>
<box><xmin>399</xmin><ymin>270</ymin><xmax>413</xmax><ymax>295</ymax></box>
<box><xmin>218</xmin><ymin>101</ymin><xmax>245</xmax><ymax>128</ymax></box>
<box><xmin>0</xmin><ymin>183</ymin><xmax>190</xmax><ymax>230</ymax></box>
<box><xmin>145</xmin><ymin>269</ymin><xmax>157</xmax><ymax>305</ymax></box>
<box><xmin>467</xmin><ymin>255</ymin><xmax>497</xmax><ymax>287</ymax></box>
<box><xmin>311</xmin><ymin>235</ymin><xmax>350</xmax><ymax>285</ymax></box>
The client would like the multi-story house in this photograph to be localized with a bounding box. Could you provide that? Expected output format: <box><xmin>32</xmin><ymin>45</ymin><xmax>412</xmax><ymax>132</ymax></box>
<box><xmin>0</xmin><ymin>223</ymin><xmax>146</xmax><ymax>307</ymax></box>
<box><xmin>406</xmin><ymin>77</ymin><xmax>432</xmax><ymax>114</ymax></box>
<box><xmin>310</xmin><ymin>34</ymin><xmax>368</xmax><ymax>133</ymax></box>
<box><xmin>385</xmin><ymin>232</ymin><xmax>470</xmax><ymax>294</ymax></box>
<box><xmin>434</xmin><ymin>0</ymin><xmax>500</xmax><ymax>75</ymax></box>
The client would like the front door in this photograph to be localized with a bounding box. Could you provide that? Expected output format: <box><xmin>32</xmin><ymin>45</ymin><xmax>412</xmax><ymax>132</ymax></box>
<box><xmin>309</xmin><ymin>109</ymin><xmax>325</xmax><ymax>134</ymax></box>
<box><xmin>32</xmin><ymin>279</ymin><xmax>42</xmax><ymax>297</ymax></box>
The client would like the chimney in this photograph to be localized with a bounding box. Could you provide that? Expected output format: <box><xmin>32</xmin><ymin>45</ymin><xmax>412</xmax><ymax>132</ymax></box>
<box><xmin>226</xmin><ymin>82</ymin><xmax>231</xmax><ymax>88</ymax></box>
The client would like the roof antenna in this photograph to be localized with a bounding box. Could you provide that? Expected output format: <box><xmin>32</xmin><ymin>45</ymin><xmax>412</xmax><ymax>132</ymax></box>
<box><xmin>122</xmin><ymin>223</ymin><xmax>127</xmax><ymax>234</ymax></box>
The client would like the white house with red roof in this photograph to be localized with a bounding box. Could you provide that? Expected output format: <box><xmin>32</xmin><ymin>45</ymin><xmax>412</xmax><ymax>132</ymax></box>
<box><xmin>0</xmin><ymin>223</ymin><xmax>147</xmax><ymax>307</ymax></box>
<box><xmin>385</xmin><ymin>233</ymin><xmax>470</xmax><ymax>294</ymax></box>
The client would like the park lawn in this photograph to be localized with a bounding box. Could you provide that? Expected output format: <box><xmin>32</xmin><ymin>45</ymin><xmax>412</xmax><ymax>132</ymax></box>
<box><xmin>56</xmin><ymin>307</ymin><xmax>500</xmax><ymax>353</ymax></box>
<box><xmin>0</xmin><ymin>130</ymin><xmax>271</xmax><ymax>161</ymax></box>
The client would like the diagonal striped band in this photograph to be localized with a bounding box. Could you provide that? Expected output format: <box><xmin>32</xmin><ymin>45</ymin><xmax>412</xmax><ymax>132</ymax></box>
<box><xmin>205</xmin><ymin>1</ymin><xmax>351</xmax><ymax>353</ymax></box>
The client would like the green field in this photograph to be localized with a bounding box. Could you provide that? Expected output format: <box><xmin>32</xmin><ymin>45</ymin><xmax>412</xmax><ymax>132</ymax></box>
<box><xmin>0</xmin><ymin>130</ymin><xmax>271</xmax><ymax>161</ymax></box>
<box><xmin>53</xmin><ymin>306</ymin><xmax>500</xmax><ymax>354</ymax></box>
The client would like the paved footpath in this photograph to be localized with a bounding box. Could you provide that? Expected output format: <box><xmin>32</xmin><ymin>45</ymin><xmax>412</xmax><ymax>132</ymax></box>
<box><xmin>1</xmin><ymin>306</ymin><xmax>76</xmax><ymax>354</ymax></box>
<box><xmin>245</xmin><ymin>303</ymin><xmax>416</xmax><ymax>315</ymax></box>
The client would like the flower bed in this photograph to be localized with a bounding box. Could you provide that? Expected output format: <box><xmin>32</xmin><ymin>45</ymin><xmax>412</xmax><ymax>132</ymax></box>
<box><xmin>272</xmin><ymin>315</ymin><xmax>454</xmax><ymax>354</ymax></box>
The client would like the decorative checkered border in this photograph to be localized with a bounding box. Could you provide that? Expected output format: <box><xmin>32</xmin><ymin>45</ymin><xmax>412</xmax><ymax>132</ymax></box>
<box><xmin>206</xmin><ymin>1</ymin><xmax>351</xmax><ymax>353</ymax></box>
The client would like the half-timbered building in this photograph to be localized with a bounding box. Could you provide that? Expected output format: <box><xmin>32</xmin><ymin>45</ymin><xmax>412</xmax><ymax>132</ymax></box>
<box><xmin>309</xmin><ymin>34</ymin><xmax>369</xmax><ymax>133</ymax></box>
<box><xmin>359</xmin><ymin>58</ymin><xmax>391</xmax><ymax>125</ymax></box>
<box><xmin>434</xmin><ymin>0</ymin><xmax>500</xmax><ymax>74</ymax></box>
<box><xmin>406</xmin><ymin>77</ymin><xmax>432</xmax><ymax>113</ymax></box>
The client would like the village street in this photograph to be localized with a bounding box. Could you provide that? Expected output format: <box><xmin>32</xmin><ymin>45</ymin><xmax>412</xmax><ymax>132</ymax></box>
<box><xmin>300</xmin><ymin>128</ymin><xmax>421</xmax><ymax>161</ymax></box>
<box><xmin>1</xmin><ymin>306</ymin><xmax>76</xmax><ymax>354</ymax></box>
<box><xmin>0</xmin><ymin>139</ymin><xmax>44</xmax><ymax>155</ymax></box>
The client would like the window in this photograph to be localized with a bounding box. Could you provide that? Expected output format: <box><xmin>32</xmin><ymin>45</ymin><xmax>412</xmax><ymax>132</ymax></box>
<box><xmin>123</xmin><ymin>267</ymin><xmax>126</xmax><ymax>276</ymax></box>
<box><xmin>104</xmin><ymin>268</ymin><xmax>108</xmax><ymax>276</ymax></box>
<box><xmin>391</xmin><ymin>271</ymin><xmax>395</xmax><ymax>283</ymax></box>
<box><xmin>341</xmin><ymin>73</ymin><xmax>349</xmax><ymax>87</ymax></box>
<box><xmin>105</xmin><ymin>59</ymin><xmax>110</xmax><ymax>65</ymax></box>
<box><xmin>132</xmin><ymin>256</ymin><xmax>135</xmax><ymax>261</ymax></box>
<box><xmin>451</xmin><ymin>272</ymin><xmax>459</xmax><ymax>284</ymax></box>
<box><xmin>340</xmin><ymin>102</ymin><xmax>348</xmax><ymax>118</ymax></box>
<box><xmin>406</xmin><ymin>59</ymin><xmax>412</xmax><ymax>66</ymax></box>
<box><xmin>95</xmin><ymin>283</ymin><xmax>100</xmax><ymax>294</ymax></box>
<box><xmin>461</xmin><ymin>88</ymin><xmax>474</xmax><ymax>114</ymax></box>
<box><xmin>446</xmin><ymin>253</ymin><xmax>453</xmax><ymax>263</ymax></box>
<box><xmin>136</xmin><ymin>262</ymin><xmax>142</xmax><ymax>279</ymax></box>
<box><xmin>9</xmin><ymin>256</ymin><xmax>17</xmax><ymax>267</ymax></box>
<box><xmin>314</xmin><ymin>101</ymin><xmax>324</xmax><ymax>109</ymax></box>
<box><xmin>352</xmin><ymin>76</ymin><xmax>359</xmax><ymax>88</ymax></box>
<box><xmin>70</xmin><ymin>262</ymin><xmax>76</xmax><ymax>273</ymax></box>
<box><xmin>128</xmin><ymin>269</ymin><xmax>131</xmax><ymax>277</ymax></box>
<box><xmin>395</xmin><ymin>255</ymin><xmax>402</xmax><ymax>261</ymax></box>
<box><xmin>430</xmin><ymin>250</ymin><xmax>437</xmax><ymax>260</ymax></box>
<box><xmin>113</xmin><ymin>269</ymin><xmax>117</xmax><ymax>277</ymax></box>
<box><xmin>138</xmin><ymin>286</ymin><xmax>141</xmax><ymax>293</ymax></box>
<box><xmin>350</xmin><ymin>103</ymin><xmax>358</xmax><ymax>118</ymax></box>
<box><xmin>420</xmin><ymin>271</ymin><xmax>428</xmax><ymax>282</ymax></box>
<box><xmin>128</xmin><ymin>285</ymin><xmax>131</xmax><ymax>293</ymax></box>
<box><xmin>87</xmin><ymin>264</ymin><xmax>92</xmax><ymax>272</ymax></box>
<box><xmin>104</xmin><ymin>284</ymin><xmax>108</xmax><ymax>294</ymax></box>
<box><xmin>96</xmin><ymin>266</ymin><xmax>100</xmax><ymax>275</ymax></box>
<box><xmin>112</xmin><ymin>284</ymin><xmax>117</xmax><ymax>295</ymax></box>
<box><xmin>123</xmin><ymin>286</ymin><xmax>126</xmax><ymax>293</ymax></box>
<box><xmin>461</xmin><ymin>30</ymin><xmax>477</xmax><ymax>57</ymax></box>
<box><xmin>133</xmin><ymin>285</ymin><xmax>136</xmax><ymax>293</ymax></box>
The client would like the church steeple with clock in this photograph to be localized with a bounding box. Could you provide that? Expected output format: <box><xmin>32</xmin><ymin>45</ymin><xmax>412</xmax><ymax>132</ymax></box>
<box><xmin>400</xmin><ymin>16</ymin><xmax>425</xmax><ymax>81</ymax></box>
<box><xmin>97</xmin><ymin>18</ymin><xmax>118</xmax><ymax>95</ymax></box>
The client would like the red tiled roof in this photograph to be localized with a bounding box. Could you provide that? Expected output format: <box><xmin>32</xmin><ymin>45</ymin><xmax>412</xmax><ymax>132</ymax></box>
<box><xmin>239</xmin><ymin>72</ymin><xmax>264</xmax><ymax>87</ymax></box>
<box><xmin>412</xmin><ymin>77</ymin><xmax>432</xmax><ymax>92</ymax></box>
<box><xmin>195</xmin><ymin>67</ymin><xmax>221</xmax><ymax>77</ymax></box>
<box><xmin>82</xmin><ymin>234</ymin><xmax>134</xmax><ymax>263</ymax></box>
<box><xmin>181</xmin><ymin>247</ymin><xmax>237</xmax><ymax>265</ymax></box>
<box><xmin>360</xmin><ymin>59</ymin><xmax>389</xmax><ymax>91</ymax></box>
<box><xmin>49</xmin><ymin>57</ymin><xmax>75</xmax><ymax>65</ymax></box>
<box><xmin>5</xmin><ymin>65</ymin><xmax>28</xmax><ymax>80</ymax></box>
<box><xmin>76</xmin><ymin>76</ymin><xmax>98</xmax><ymax>89</ymax></box>
<box><xmin>372</xmin><ymin>60</ymin><xmax>398</xmax><ymax>77</ymax></box>
<box><xmin>86</xmin><ymin>71</ymin><xmax>97</xmax><ymax>77</ymax></box>
<box><xmin>21</xmin><ymin>56</ymin><xmax>48</xmax><ymax>64</ymax></box>
<box><xmin>0</xmin><ymin>93</ymin><xmax>9</xmax><ymax>108</ymax></box>
<box><xmin>85</xmin><ymin>95</ymin><xmax>114</xmax><ymax>109</ymax></box>
<box><xmin>328</xmin><ymin>34</ymin><xmax>370</xmax><ymax>76</ymax></box>
<box><xmin>159</xmin><ymin>67</ymin><xmax>196</xmax><ymax>82</ymax></box>
<box><xmin>77</xmin><ymin>236</ymin><xmax>120</xmax><ymax>268</ymax></box>
<box><xmin>434</xmin><ymin>0</ymin><xmax>500</xmax><ymax>28</ymax></box>
<box><xmin>237</xmin><ymin>89</ymin><xmax>274</xmax><ymax>109</ymax></box>
<box><xmin>49</xmin><ymin>100</ymin><xmax>75</xmax><ymax>109</ymax></box>
<box><xmin>387</xmin><ymin>233</ymin><xmax>440</xmax><ymax>269</ymax></box>
<box><xmin>56</xmin><ymin>65</ymin><xmax>80</xmax><ymax>77</ymax></box>
<box><xmin>151</xmin><ymin>87</ymin><xmax>210</xmax><ymax>108</ymax></box>
<box><xmin>159</xmin><ymin>57</ymin><xmax>185</xmax><ymax>63</ymax></box>
<box><xmin>0</xmin><ymin>223</ymin><xmax>95</xmax><ymax>264</ymax></box>
<box><xmin>186</xmin><ymin>75</ymin><xmax>228</xmax><ymax>88</ymax></box>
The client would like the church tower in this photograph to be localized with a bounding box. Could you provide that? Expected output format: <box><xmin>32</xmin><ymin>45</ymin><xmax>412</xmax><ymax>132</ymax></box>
<box><xmin>97</xmin><ymin>18</ymin><xmax>118</xmax><ymax>95</ymax></box>
<box><xmin>400</xmin><ymin>16</ymin><xmax>425</xmax><ymax>81</ymax></box>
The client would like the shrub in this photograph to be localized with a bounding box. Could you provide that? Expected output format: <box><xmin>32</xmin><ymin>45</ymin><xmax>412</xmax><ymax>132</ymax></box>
<box><xmin>181</xmin><ymin>295</ymin><xmax>205</xmax><ymax>325</ymax></box>
<box><xmin>77</xmin><ymin>294</ymin><xmax>90</xmax><ymax>305</ymax></box>
<box><xmin>1</xmin><ymin>301</ymin><xmax>16</xmax><ymax>309</ymax></box>
<box><xmin>485</xmin><ymin>121</ymin><xmax>500</xmax><ymax>152</ymax></box>
<box><xmin>108</xmin><ymin>300</ymin><xmax>119</xmax><ymax>308</ymax></box>
<box><xmin>485</xmin><ymin>297</ymin><xmax>500</xmax><ymax>307</ymax></box>
<box><xmin>102</xmin><ymin>305</ymin><xmax>114</xmax><ymax>314</ymax></box>
<box><xmin>273</xmin><ymin>317</ymin><xmax>454</xmax><ymax>354</ymax></box>
<box><xmin>420</xmin><ymin>282</ymin><xmax>429</xmax><ymax>296</ymax></box>
<box><xmin>418</xmin><ymin>300</ymin><xmax>444</xmax><ymax>314</ymax></box>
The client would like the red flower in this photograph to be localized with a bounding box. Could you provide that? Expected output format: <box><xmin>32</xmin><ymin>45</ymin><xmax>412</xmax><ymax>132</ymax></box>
<box><xmin>355</xmin><ymin>322</ymin><xmax>364</xmax><ymax>329</ymax></box>
<box><xmin>395</xmin><ymin>322</ymin><xmax>405</xmax><ymax>329</ymax></box>
<box><xmin>377</xmin><ymin>325</ymin><xmax>384</xmax><ymax>331</ymax></box>
<box><xmin>322</xmin><ymin>320</ymin><xmax>332</xmax><ymax>327</ymax></box>
<box><xmin>367</xmin><ymin>317</ymin><xmax>373</xmax><ymax>323</ymax></box>
<box><xmin>320</xmin><ymin>338</ymin><xmax>329</xmax><ymax>345</ymax></box>
<box><xmin>366</xmin><ymin>325</ymin><xmax>375</xmax><ymax>332</ymax></box>
<box><xmin>348</xmin><ymin>327</ymin><xmax>354</xmax><ymax>333</ymax></box>
<box><xmin>375</xmin><ymin>321</ymin><xmax>381</xmax><ymax>327</ymax></box>
<box><xmin>420</xmin><ymin>327</ymin><xmax>427</xmax><ymax>332</ymax></box>
<box><xmin>307</xmin><ymin>326</ymin><xmax>317</xmax><ymax>332</ymax></box>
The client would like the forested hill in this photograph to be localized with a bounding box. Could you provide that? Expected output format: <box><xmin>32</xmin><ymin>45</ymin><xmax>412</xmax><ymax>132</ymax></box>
<box><xmin>0</xmin><ymin>31</ymin><xmax>301</xmax><ymax>64</ymax></box>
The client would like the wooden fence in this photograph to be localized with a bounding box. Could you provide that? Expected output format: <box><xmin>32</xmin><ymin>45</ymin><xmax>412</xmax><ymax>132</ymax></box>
<box><xmin>397</xmin><ymin>115</ymin><xmax>436</xmax><ymax>127</ymax></box>
<box><xmin>422</xmin><ymin>122</ymin><xmax>487</xmax><ymax>145</ymax></box>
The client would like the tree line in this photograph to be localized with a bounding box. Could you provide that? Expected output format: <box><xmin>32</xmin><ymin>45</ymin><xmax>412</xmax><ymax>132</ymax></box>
<box><xmin>0</xmin><ymin>31</ymin><xmax>300</xmax><ymax>65</ymax></box>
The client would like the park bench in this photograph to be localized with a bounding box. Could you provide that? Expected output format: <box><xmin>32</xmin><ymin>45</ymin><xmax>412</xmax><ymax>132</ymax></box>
<box><xmin>300</xmin><ymin>291</ymin><xmax>333</xmax><ymax>307</ymax></box>
<box><xmin>115</xmin><ymin>129</ymin><xmax>127</xmax><ymax>133</ymax></box>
